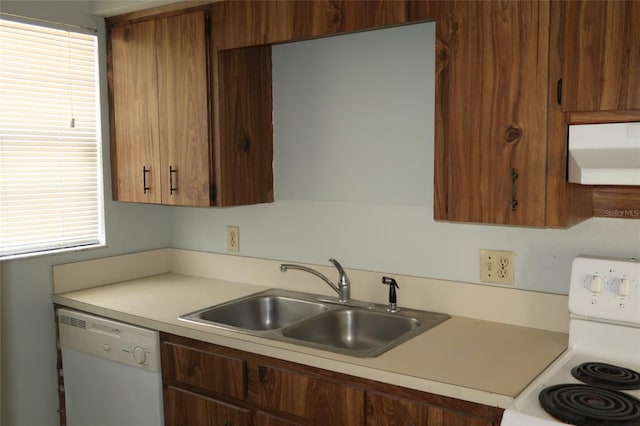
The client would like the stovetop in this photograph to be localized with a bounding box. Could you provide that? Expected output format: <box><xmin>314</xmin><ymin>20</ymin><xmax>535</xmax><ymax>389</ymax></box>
<box><xmin>502</xmin><ymin>351</ymin><xmax>640</xmax><ymax>425</ymax></box>
<box><xmin>502</xmin><ymin>256</ymin><xmax>640</xmax><ymax>426</ymax></box>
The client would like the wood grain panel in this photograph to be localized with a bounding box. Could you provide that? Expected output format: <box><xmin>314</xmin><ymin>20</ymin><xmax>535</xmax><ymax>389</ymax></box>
<box><xmin>161</xmin><ymin>341</ymin><xmax>246</xmax><ymax>399</ymax></box>
<box><xmin>562</xmin><ymin>0</ymin><xmax>640</xmax><ymax>111</ymax></box>
<box><xmin>592</xmin><ymin>187</ymin><xmax>640</xmax><ymax>219</ymax></box>
<box><xmin>544</xmin><ymin>0</ymin><xmax>592</xmax><ymax>227</ymax></box>
<box><xmin>157</xmin><ymin>10</ymin><xmax>211</xmax><ymax>206</ymax></box>
<box><xmin>109</xmin><ymin>19</ymin><xmax>161</xmax><ymax>203</ymax></box>
<box><xmin>164</xmin><ymin>386</ymin><xmax>251</xmax><ymax>426</ymax></box>
<box><xmin>214</xmin><ymin>46</ymin><xmax>274</xmax><ymax>206</ymax></box>
<box><xmin>435</xmin><ymin>1</ymin><xmax>548</xmax><ymax>225</ymax></box>
<box><xmin>568</xmin><ymin>110</ymin><xmax>640</xmax><ymax>125</ymax></box>
<box><xmin>366</xmin><ymin>391</ymin><xmax>501</xmax><ymax>426</ymax></box>
<box><xmin>106</xmin><ymin>1</ymin><xmax>214</xmax><ymax>26</ymax></box>
<box><xmin>211</xmin><ymin>0</ymin><xmax>437</xmax><ymax>50</ymax></box>
<box><xmin>251</xmin><ymin>364</ymin><xmax>365</xmax><ymax>425</ymax></box>
<box><xmin>254</xmin><ymin>411</ymin><xmax>304</xmax><ymax>426</ymax></box>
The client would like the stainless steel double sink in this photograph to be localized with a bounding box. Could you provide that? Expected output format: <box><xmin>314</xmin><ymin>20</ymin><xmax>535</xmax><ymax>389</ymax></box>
<box><xmin>179</xmin><ymin>289</ymin><xmax>449</xmax><ymax>358</ymax></box>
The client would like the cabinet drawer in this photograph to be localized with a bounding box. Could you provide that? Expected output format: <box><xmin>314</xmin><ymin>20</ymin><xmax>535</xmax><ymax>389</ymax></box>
<box><xmin>255</xmin><ymin>411</ymin><xmax>304</xmax><ymax>426</ymax></box>
<box><xmin>251</xmin><ymin>364</ymin><xmax>365</xmax><ymax>425</ymax></box>
<box><xmin>164</xmin><ymin>386</ymin><xmax>250</xmax><ymax>426</ymax></box>
<box><xmin>367</xmin><ymin>391</ymin><xmax>499</xmax><ymax>426</ymax></box>
<box><xmin>161</xmin><ymin>341</ymin><xmax>246</xmax><ymax>399</ymax></box>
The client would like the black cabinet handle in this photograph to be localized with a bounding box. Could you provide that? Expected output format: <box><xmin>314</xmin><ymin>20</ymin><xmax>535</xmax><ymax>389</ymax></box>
<box><xmin>556</xmin><ymin>78</ymin><xmax>562</xmax><ymax>105</ymax></box>
<box><xmin>511</xmin><ymin>168</ymin><xmax>519</xmax><ymax>211</ymax></box>
<box><xmin>143</xmin><ymin>166</ymin><xmax>150</xmax><ymax>194</ymax></box>
<box><xmin>169</xmin><ymin>166</ymin><xmax>177</xmax><ymax>195</ymax></box>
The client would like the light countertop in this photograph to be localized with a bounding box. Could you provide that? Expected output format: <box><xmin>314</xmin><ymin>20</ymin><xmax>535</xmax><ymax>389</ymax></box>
<box><xmin>52</xmin><ymin>269</ymin><xmax>568</xmax><ymax>409</ymax></box>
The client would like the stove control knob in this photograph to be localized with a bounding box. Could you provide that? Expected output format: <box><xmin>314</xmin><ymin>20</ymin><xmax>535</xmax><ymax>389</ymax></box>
<box><xmin>618</xmin><ymin>278</ymin><xmax>632</xmax><ymax>297</ymax></box>
<box><xmin>133</xmin><ymin>346</ymin><xmax>147</xmax><ymax>364</ymax></box>
<box><xmin>590</xmin><ymin>275</ymin><xmax>605</xmax><ymax>293</ymax></box>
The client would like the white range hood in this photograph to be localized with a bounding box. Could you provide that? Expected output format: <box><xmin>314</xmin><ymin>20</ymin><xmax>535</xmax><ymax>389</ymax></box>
<box><xmin>568</xmin><ymin>122</ymin><xmax>640</xmax><ymax>186</ymax></box>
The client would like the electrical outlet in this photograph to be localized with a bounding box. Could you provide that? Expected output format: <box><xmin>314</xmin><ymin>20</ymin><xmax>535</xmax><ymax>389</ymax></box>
<box><xmin>480</xmin><ymin>249</ymin><xmax>514</xmax><ymax>285</ymax></box>
<box><xmin>227</xmin><ymin>226</ymin><xmax>239</xmax><ymax>252</ymax></box>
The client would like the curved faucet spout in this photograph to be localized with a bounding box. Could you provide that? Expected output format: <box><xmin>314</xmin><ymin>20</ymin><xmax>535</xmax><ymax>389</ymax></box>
<box><xmin>280</xmin><ymin>258</ymin><xmax>351</xmax><ymax>302</ymax></box>
<box><xmin>328</xmin><ymin>258</ymin><xmax>350</xmax><ymax>300</ymax></box>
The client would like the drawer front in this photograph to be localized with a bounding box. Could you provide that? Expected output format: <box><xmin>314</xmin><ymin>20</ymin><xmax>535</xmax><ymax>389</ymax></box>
<box><xmin>161</xmin><ymin>341</ymin><xmax>246</xmax><ymax>399</ymax></box>
<box><xmin>164</xmin><ymin>386</ymin><xmax>251</xmax><ymax>426</ymax></box>
<box><xmin>254</xmin><ymin>411</ymin><xmax>304</xmax><ymax>426</ymax></box>
<box><xmin>252</xmin><ymin>364</ymin><xmax>364</xmax><ymax>425</ymax></box>
<box><xmin>367</xmin><ymin>391</ymin><xmax>499</xmax><ymax>426</ymax></box>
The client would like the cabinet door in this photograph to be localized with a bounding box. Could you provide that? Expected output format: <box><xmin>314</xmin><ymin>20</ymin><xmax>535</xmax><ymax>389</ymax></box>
<box><xmin>164</xmin><ymin>386</ymin><xmax>250</xmax><ymax>426</ymax></box>
<box><xmin>434</xmin><ymin>1</ymin><xmax>549</xmax><ymax>225</ymax></box>
<box><xmin>157</xmin><ymin>10</ymin><xmax>211</xmax><ymax>206</ymax></box>
<box><xmin>214</xmin><ymin>45</ymin><xmax>274</xmax><ymax>206</ymax></box>
<box><xmin>561</xmin><ymin>0</ymin><xmax>640</xmax><ymax>112</ymax></box>
<box><xmin>161</xmin><ymin>341</ymin><xmax>246</xmax><ymax>399</ymax></box>
<box><xmin>251</xmin><ymin>364</ymin><xmax>365</xmax><ymax>425</ymax></box>
<box><xmin>109</xmin><ymin>19</ymin><xmax>161</xmax><ymax>203</ymax></box>
<box><xmin>367</xmin><ymin>392</ymin><xmax>499</xmax><ymax>426</ymax></box>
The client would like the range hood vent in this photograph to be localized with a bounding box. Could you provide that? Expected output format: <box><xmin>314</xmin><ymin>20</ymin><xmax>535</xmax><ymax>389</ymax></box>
<box><xmin>568</xmin><ymin>122</ymin><xmax>640</xmax><ymax>186</ymax></box>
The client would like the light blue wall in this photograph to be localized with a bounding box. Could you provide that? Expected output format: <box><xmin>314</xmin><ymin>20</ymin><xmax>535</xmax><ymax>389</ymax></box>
<box><xmin>170</xmin><ymin>22</ymin><xmax>640</xmax><ymax>295</ymax></box>
<box><xmin>0</xmin><ymin>2</ymin><xmax>171</xmax><ymax>425</ymax></box>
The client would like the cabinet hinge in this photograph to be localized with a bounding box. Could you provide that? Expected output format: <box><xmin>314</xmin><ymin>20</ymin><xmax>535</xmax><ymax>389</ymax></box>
<box><xmin>205</xmin><ymin>15</ymin><xmax>211</xmax><ymax>36</ymax></box>
<box><xmin>210</xmin><ymin>183</ymin><xmax>217</xmax><ymax>202</ymax></box>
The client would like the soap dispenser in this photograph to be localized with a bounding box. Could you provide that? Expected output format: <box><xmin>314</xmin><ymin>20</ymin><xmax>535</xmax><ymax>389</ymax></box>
<box><xmin>381</xmin><ymin>276</ymin><xmax>399</xmax><ymax>313</ymax></box>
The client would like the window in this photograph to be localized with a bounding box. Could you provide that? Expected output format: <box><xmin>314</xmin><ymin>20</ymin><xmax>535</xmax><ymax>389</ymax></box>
<box><xmin>0</xmin><ymin>17</ymin><xmax>104</xmax><ymax>259</ymax></box>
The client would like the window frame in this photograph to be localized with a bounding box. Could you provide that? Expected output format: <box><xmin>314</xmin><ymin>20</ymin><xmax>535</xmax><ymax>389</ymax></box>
<box><xmin>0</xmin><ymin>15</ymin><xmax>106</xmax><ymax>260</ymax></box>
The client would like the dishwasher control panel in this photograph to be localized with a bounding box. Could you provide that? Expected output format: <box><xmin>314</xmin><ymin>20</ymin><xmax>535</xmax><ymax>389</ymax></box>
<box><xmin>58</xmin><ymin>308</ymin><xmax>161</xmax><ymax>372</ymax></box>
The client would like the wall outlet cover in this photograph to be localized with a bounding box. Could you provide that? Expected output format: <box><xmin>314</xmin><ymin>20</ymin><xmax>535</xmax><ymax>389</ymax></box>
<box><xmin>227</xmin><ymin>226</ymin><xmax>239</xmax><ymax>252</ymax></box>
<box><xmin>480</xmin><ymin>249</ymin><xmax>514</xmax><ymax>285</ymax></box>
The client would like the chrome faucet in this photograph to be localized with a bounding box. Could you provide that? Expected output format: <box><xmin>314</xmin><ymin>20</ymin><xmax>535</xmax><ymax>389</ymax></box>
<box><xmin>280</xmin><ymin>258</ymin><xmax>351</xmax><ymax>302</ymax></box>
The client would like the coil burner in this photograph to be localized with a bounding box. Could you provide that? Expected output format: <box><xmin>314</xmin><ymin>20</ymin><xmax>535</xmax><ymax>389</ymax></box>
<box><xmin>539</xmin><ymin>384</ymin><xmax>640</xmax><ymax>426</ymax></box>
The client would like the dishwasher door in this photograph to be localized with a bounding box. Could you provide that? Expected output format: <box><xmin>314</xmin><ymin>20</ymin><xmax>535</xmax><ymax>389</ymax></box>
<box><xmin>58</xmin><ymin>309</ymin><xmax>164</xmax><ymax>426</ymax></box>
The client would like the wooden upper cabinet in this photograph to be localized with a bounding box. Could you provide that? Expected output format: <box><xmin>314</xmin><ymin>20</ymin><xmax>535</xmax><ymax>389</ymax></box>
<box><xmin>109</xmin><ymin>19</ymin><xmax>161</xmax><ymax>204</ymax></box>
<box><xmin>561</xmin><ymin>0</ymin><xmax>640</xmax><ymax>112</ymax></box>
<box><xmin>107</xmin><ymin>7</ymin><xmax>274</xmax><ymax>207</ymax></box>
<box><xmin>156</xmin><ymin>11</ymin><xmax>210</xmax><ymax>206</ymax></box>
<box><xmin>109</xmin><ymin>10</ymin><xmax>209</xmax><ymax>206</ymax></box>
<box><xmin>210</xmin><ymin>0</ymin><xmax>437</xmax><ymax>50</ymax></box>
<box><xmin>434</xmin><ymin>0</ymin><xmax>549</xmax><ymax>226</ymax></box>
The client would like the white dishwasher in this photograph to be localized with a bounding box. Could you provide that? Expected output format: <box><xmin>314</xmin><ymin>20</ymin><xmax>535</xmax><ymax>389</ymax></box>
<box><xmin>58</xmin><ymin>308</ymin><xmax>164</xmax><ymax>426</ymax></box>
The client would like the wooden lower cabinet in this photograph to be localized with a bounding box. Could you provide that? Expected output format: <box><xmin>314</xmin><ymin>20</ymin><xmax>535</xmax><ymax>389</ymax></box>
<box><xmin>164</xmin><ymin>386</ymin><xmax>251</xmax><ymax>426</ymax></box>
<box><xmin>255</xmin><ymin>411</ymin><xmax>304</xmax><ymax>426</ymax></box>
<box><xmin>367</xmin><ymin>391</ymin><xmax>501</xmax><ymax>426</ymax></box>
<box><xmin>251</xmin><ymin>364</ymin><xmax>364</xmax><ymax>424</ymax></box>
<box><xmin>160</xmin><ymin>333</ymin><xmax>503</xmax><ymax>426</ymax></box>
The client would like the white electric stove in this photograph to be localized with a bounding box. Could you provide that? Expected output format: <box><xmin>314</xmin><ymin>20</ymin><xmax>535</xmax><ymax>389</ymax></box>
<box><xmin>501</xmin><ymin>255</ymin><xmax>640</xmax><ymax>426</ymax></box>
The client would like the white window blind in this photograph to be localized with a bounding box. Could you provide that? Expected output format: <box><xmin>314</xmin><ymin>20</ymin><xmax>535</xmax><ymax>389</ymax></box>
<box><xmin>0</xmin><ymin>18</ymin><xmax>104</xmax><ymax>259</ymax></box>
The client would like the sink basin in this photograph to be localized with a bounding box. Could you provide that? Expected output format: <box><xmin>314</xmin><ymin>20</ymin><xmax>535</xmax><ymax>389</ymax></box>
<box><xmin>282</xmin><ymin>309</ymin><xmax>418</xmax><ymax>352</ymax></box>
<box><xmin>179</xmin><ymin>289</ymin><xmax>449</xmax><ymax>357</ymax></box>
<box><xmin>282</xmin><ymin>308</ymin><xmax>448</xmax><ymax>357</ymax></box>
<box><xmin>180</xmin><ymin>290</ymin><xmax>328</xmax><ymax>331</ymax></box>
